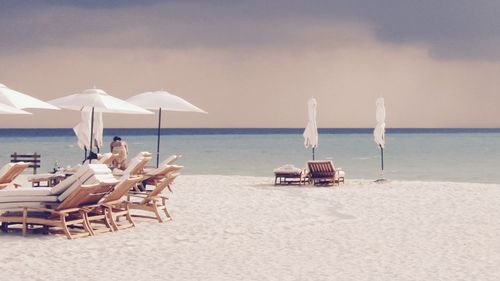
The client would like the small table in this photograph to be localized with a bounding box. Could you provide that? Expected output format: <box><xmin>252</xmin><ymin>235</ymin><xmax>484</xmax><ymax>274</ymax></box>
<box><xmin>28</xmin><ymin>173</ymin><xmax>65</xmax><ymax>187</ymax></box>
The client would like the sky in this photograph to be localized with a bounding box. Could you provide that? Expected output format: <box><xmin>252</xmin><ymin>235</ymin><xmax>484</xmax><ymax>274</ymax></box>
<box><xmin>1</xmin><ymin>0</ymin><xmax>500</xmax><ymax>128</ymax></box>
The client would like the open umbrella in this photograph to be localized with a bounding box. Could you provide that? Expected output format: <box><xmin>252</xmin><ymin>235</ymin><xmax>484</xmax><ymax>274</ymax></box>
<box><xmin>373</xmin><ymin>97</ymin><xmax>386</xmax><ymax>181</ymax></box>
<box><xmin>0</xmin><ymin>102</ymin><xmax>31</xmax><ymax>114</ymax></box>
<box><xmin>303</xmin><ymin>98</ymin><xmax>318</xmax><ymax>160</ymax></box>
<box><xmin>126</xmin><ymin>90</ymin><xmax>207</xmax><ymax>167</ymax></box>
<box><xmin>0</xmin><ymin>83</ymin><xmax>59</xmax><ymax>110</ymax></box>
<box><xmin>49</xmin><ymin>88</ymin><xmax>153</xmax><ymax>161</ymax></box>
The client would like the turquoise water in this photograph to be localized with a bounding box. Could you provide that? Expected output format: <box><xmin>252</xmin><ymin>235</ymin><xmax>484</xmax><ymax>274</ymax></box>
<box><xmin>0</xmin><ymin>128</ymin><xmax>499</xmax><ymax>183</ymax></box>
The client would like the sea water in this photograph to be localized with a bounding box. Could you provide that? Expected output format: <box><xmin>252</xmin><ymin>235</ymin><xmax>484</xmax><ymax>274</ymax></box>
<box><xmin>0</xmin><ymin>128</ymin><xmax>499</xmax><ymax>184</ymax></box>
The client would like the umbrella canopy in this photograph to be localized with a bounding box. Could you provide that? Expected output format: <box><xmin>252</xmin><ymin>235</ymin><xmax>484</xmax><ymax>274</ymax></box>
<box><xmin>49</xmin><ymin>88</ymin><xmax>152</xmax><ymax>114</ymax></box>
<box><xmin>126</xmin><ymin>90</ymin><xmax>207</xmax><ymax>167</ymax></box>
<box><xmin>0</xmin><ymin>83</ymin><xmax>59</xmax><ymax>110</ymax></box>
<box><xmin>49</xmin><ymin>88</ymin><xmax>152</xmax><ymax>161</ymax></box>
<box><xmin>303</xmin><ymin>98</ymin><xmax>318</xmax><ymax>160</ymax></box>
<box><xmin>0</xmin><ymin>102</ymin><xmax>31</xmax><ymax>114</ymax></box>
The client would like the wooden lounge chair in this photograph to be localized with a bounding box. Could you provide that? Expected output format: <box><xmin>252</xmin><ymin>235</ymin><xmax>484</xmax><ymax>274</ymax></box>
<box><xmin>0</xmin><ymin>164</ymin><xmax>118</xmax><ymax>238</ymax></box>
<box><xmin>127</xmin><ymin>173</ymin><xmax>179</xmax><ymax>222</ymax></box>
<box><xmin>113</xmin><ymin>156</ymin><xmax>152</xmax><ymax>178</ymax></box>
<box><xmin>307</xmin><ymin>160</ymin><xmax>343</xmax><ymax>186</ymax></box>
<box><xmin>141</xmin><ymin>164</ymin><xmax>183</xmax><ymax>192</ymax></box>
<box><xmin>86</xmin><ymin>175</ymin><xmax>144</xmax><ymax>233</ymax></box>
<box><xmin>0</xmin><ymin>162</ymin><xmax>30</xmax><ymax>190</ymax></box>
<box><xmin>0</xmin><ymin>181</ymin><xmax>116</xmax><ymax>239</ymax></box>
<box><xmin>158</xmin><ymin>154</ymin><xmax>182</xmax><ymax>167</ymax></box>
<box><xmin>97</xmin><ymin>153</ymin><xmax>120</xmax><ymax>166</ymax></box>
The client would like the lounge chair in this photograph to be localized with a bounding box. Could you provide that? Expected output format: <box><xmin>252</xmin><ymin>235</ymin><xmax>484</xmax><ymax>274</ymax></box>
<box><xmin>127</xmin><ymin>172</ymin><xmax>179</xmax><ymax>222</ymax></box>
<box><xmin>0</xmin><ymin>162</ymin><xmax>30</xmax><ymax>190</ymax></box>
<box><xmin>0</xmin><ymin>164</ymin><xmax>118</xmax><ymax>239</ymax></box>
<box><xmin>97</xmin><ymin>153</ymin><xmax>120</xmax><ymax>166</ymax></box>
<box><xmin>273</xmin><ymin>164</ymin><xmax>305</xmax><ymax>185</ymax></box>
<box><xmin>141</xmin><ymin>164</ymin><xmax>183</xmax><ymax>192</ymax></box>
<box><xmin>86</xmin><ymin>175</ymin><xmax>144</xmax><ymax>233</ymax></box>
<box><xmin>112</xmin><ymin>154</ymin><xmax>152</xmax><ymax>178</ymax></box>
<box><xmin>307</xmin><ymin>160</ymin><xmax>344</xmax><ymax>186</ymax></box>
<box><xmin>158</xmin><ymin>154</ymin><xmax>182</xmax><ymax>167</ymax></box>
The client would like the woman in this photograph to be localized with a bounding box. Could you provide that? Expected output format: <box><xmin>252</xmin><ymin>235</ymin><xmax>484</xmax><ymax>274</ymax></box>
<box><xmin>110</xmin><ymin>136</ymin><xmax>128</xmax><ymax>170</ymax></box>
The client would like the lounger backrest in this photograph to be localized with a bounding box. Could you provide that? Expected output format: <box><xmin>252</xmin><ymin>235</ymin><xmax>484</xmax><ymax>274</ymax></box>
<box><xmin>103</xmin><ymin>176</ymin><xmax>143</xmax><ymax>203</ymax></box>
<box><xmin>159</xmin><ymin>155</ymin><xmax>181</xmax><ymax>167</ymax></box>
<box><xmin>56</xmin><ymin>164</ymin><xmax>115</xmax><ymax>201</ymax></box>
<box><xmin>51</xmin><ymin>164</ymin><xmax>112</xmax><ymax>196</ymax></box>
<box><xmin>145</xmin><ymin>164</ymin><xmax>183</xmax><ymax>177</ymax></box>
<box><xmin>98</xmin><ymin>153</ymin><xmax>118</xmax><ymax>165</ymax></box>
<box><xmin>124</xmin><ymin>156</ymin><xmax>151</xmax><ymax>177</ymax></box>
<box><xmin>307</xmin><ymin>161</ymin><xmax>335</xmax><ymax>177</ymax></box>
<box><xmin>56</xmin><ymin>182</ymin><xmax>116</xmax><ymax>211</ymax></box>
<box><xmin>141</xmin><ymin>173</ymin><xmax>179</xmax><ymax>204</ymax></box>
<box><xmin>0</xmin><ymin>162</ymin><xmax>29</xmax><ymax>184</ymax></box>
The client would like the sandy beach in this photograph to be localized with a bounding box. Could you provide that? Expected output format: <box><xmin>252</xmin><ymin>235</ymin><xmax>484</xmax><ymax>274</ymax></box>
<box><xmin>1</xmin><ymin>175</ymin><xmax>499</xmax><ymax>281</ymax></box>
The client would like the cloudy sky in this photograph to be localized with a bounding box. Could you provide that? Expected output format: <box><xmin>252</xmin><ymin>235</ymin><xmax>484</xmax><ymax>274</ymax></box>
<box><xmin>1</xmin><ymin>0</ymin><xmax>500</xmax><ymax>128</ymax></box>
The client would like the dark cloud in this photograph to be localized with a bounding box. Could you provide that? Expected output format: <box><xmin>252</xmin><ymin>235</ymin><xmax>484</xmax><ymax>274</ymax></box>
<box><xmin>1</xmin><ymin>0</ymin><xmax>500</xmax><ymax>60</ymax></box>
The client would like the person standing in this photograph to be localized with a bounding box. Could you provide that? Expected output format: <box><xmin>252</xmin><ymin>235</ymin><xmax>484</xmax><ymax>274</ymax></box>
<box><xmin>110</xmin><ymin>136</ymin><xmax>128</xmax><ymax>170</ymax></box>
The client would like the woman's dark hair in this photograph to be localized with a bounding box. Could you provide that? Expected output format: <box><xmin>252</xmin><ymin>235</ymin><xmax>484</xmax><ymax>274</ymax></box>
<box><xmin>113</xmin><ymin>136</ymin><xmax>121</xmax><ymax>141</ymax></box>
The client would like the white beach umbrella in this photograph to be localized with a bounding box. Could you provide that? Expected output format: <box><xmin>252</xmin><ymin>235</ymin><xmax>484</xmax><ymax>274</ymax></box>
<box><xmin>49</xmin><ymin>88</ymin><xmax>153</xmax><ymax>161</ymax></box>
<box><xmin>0</xmin><ymin>102</ymin><xmax>31</xmax><ymax>114</ymax></box>
<box><xmin>126</xmin><ymin>90</ymin><xmax>207</xmax><ymax>167</ymax></box>
<box><xmin>303</xmin><ymin>98</ymin><xmax>318</xmax><ymax>160</ymax></box>
<box><xmin>0</xmin><ymin>83</ymin><xmax>59</xmax><ymax>110</ymax></box>
<box><xmin>373</xmin><ymin>97</ymin><xmax>386</xmax><ymax>179</ymax></box>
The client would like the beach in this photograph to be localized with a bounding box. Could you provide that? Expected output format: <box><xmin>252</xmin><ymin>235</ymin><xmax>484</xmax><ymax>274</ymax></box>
<box><xmin>1</xmin><ymin>175</ymin><xmax>499</xmax><ymax>281</ymax></box>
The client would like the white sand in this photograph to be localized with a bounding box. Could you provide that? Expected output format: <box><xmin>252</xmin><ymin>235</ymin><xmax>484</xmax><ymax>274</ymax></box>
<box><xmin>1</xmin><ymin>175</ymin><xmax>500</xmax><ymax>281</ymax></box>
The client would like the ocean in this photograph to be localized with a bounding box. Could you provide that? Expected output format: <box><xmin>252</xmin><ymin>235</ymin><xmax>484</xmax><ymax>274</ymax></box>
<box><xmin>0</xmin><ymin>128</ymin><xmax>499</xmax><ymax>184</ymax></box>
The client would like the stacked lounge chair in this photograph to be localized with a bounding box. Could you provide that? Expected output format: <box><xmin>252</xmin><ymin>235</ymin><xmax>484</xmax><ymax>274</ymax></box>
<box><xmin>0</xmin><ymin>164</ymin><xmax>118</xmax><ymax>239</ymax></box>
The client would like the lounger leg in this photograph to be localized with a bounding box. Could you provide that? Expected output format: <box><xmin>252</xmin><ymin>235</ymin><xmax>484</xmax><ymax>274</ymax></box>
<box><xmin>152</xmin><ymin>204</ymin><xmax>163</xmax><ymax>223</ymax></box>
<box><xmin>22</xmin><ymin>208</ymin><xmax>28</xmax><ymax>236</ymax></box>
<box><xmin>60</xmin><ymin>214</ymin><xmax>74</xmax><ymax>239</ymax></box>
<box><xmin>124</xmin><ymin>205</ymin><xmax>136</xmax><ymax>228</ymax></box>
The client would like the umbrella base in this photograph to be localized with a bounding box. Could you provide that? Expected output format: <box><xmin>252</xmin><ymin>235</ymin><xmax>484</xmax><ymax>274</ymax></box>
<box><xmin>374</xmin><ymin>178</ymin><xmax>389</xmax><ymax>183</ymax></box>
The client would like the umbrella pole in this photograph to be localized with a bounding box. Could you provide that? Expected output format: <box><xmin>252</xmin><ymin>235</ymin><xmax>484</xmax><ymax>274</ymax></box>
<box><xmin>156</xmin><ymin>108</ymin><xmax>162</xmax><ymax>168</ymax></box>
<box><xmin>380</xmin><ymin>145</ymin><xmax>384</xmax><ymax>178</ymax></box>
<box><xmin>381</xmin><ymin>146</ymin><xmax>384</xmax><ymax>171</ymax></box>
<box><xmin>89</xmin><ymin>106</ymin><xmax>94</xmax><ymax>163</ymax></box>
<box><xmin>312</xmin><ymin>147</ymin><xmax>315</xmax><ymax>160</ymax></box>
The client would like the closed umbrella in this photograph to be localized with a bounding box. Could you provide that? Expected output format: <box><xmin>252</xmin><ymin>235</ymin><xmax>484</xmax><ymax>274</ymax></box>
<box><xmin>303</xmin><ymin>98</ymin><xmax>318</xmax><ymax>160</ymax></box>
<box><xmin>0</xmin><ymin>83</ymin><xmax>59</xmax><ymax>110</ymax></box>
<box><xmin>73</xmin><ymin>109</ymin><xmax>103</xmax><ymax>159</ymax></box>
<box><xmin>373</xmin><ymin>97</ymin><xmax>386</xmax><ymax>180</ymax></box>
<box><xmin>126</xmin><ymin>90</ymin><xmax>207</xmax><ymax>167</ymax></box>
<box><xmin>49</xmin><ymin>88</ymin><xmax>153</xmax><ymax>161</ymax></box>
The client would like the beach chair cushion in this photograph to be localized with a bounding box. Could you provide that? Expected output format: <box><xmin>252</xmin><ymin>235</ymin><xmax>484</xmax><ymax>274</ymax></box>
<box><xmin>0</xmin><ymin>195</ymin><xmax>58</xmax><ymax>203</ymax></box>
<box><xmin>273</xmin><ymin>164</ymin><xmax>303</xmax><ymax>175</ymax></box>
<box><xmin>0</xmin><ymin>187</ymin><xmax>52</xmax><ymax>197</ymax></box>
<box><xmin>51</xmin><ymin>164</ymin><xmax>112</xmax><ymax>196</ymax></box>
<box><xmin>50</xmin><ymin>165</ymin><xmax>89</xmax><ymax>195</ymax></box>
<box><xmin>0</xmin><ymin>201</ymin><xmax>48</xmax><ymax>210</ymax></box>
<box><xmin>57</xmin><ymin>164</ymin><xmax>114</xmax><ymax>201</ymax></box>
